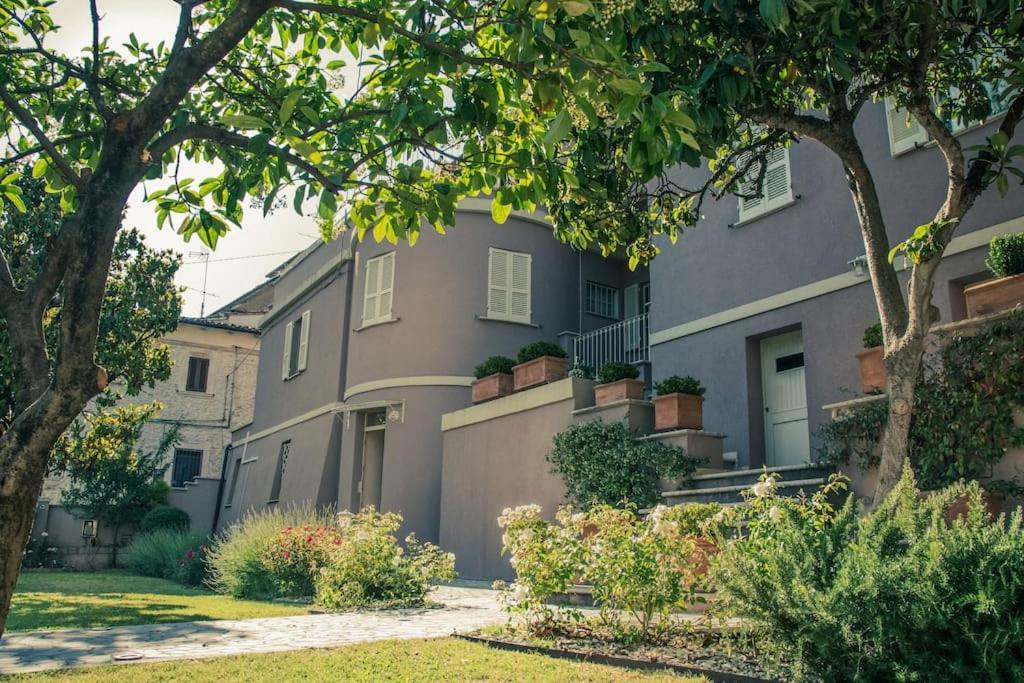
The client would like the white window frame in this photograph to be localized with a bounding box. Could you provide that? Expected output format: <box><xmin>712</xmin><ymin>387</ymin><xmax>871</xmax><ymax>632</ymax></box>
<box><xmin>736</xmin><ymin>146</ymin><xmax>794</xmax><ymax>224</ymax></box>
<box><xmin>281</xmin><ymin>310</ymin><xmax>310</xmax><ymax>380</ymax></box>
<box><xmin>487</xmin><ymin>247</ymin><xmax>532</xmax><ymax>324</ymax></box>
<box><xmin>885</xmin><ymin>85</ymin><xmax>1013</xmax><ymax>157</ymax></box>
<box><xmin>361</xmin><ymin>251</ymin><xmax>395</xmax><ymax>327</ymax></box>
<box><xmin>585</xmin><ymin>281</ymin><xmax>621</xmax><ymax>320</ymax></box>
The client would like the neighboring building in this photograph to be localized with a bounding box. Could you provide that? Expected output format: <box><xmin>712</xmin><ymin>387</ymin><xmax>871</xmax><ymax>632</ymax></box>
<box><xmin>219</xmin><ymin>200</ymin><xmax>647</xmax><ymax>545</ymax></box>
<box><xmin>647</xmin><ymin>98</ymin><xmax>1023</xmax><ymax>470</ymax></box>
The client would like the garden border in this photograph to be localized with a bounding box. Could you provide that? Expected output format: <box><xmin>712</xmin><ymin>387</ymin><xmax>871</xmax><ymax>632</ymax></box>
<box><xmin>455</xmin><ymin>633</ymin><xmax>779</xmax><ymax>683</ymax></box>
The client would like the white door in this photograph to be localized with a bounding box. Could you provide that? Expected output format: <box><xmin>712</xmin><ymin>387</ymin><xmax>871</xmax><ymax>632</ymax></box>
<box><xmin>760</xmin><ymin>331</ymin><xmax>810</xmax><ymax>466</ymax></box>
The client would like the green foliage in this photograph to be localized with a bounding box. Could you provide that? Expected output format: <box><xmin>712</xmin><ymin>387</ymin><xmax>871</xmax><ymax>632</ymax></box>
<box><xmin>596</xmin><ymin>361</ymin><xmax>639</xmax><ymax>384</ymax></box>
<box><xmin>497</xmin><ymin>503</ymin><xmax>699</xmax><ymax>642</ymax></box>
<box><xmin>567</xmin><ymin>363</ymin><xmax>595</xmax><ymax>380</ymax></box>
<box><xmin>124</xmin><ymin>529</ymin><xmax>210</xmax><ymax>588</ymax></box>
<box><xmin>820</xmin><ymin>311</ymin><xmax>1024</xmax><ymax>489</ymax></box>
<box><xmin>517</xmin><ymin>341</ymin><xmax>568</xmax><ymax>364</ymax></box>
<box><xmin>713</xmin><ymin>469</ymin><xmax>1024</xmax><ymax>682</ymax></box>
<box><xmin>473</xmin><ymin>355</ymin><xmax>517</xmax><ymax>379</ymax></box>
<box><xmin>662</xmin><ymin>502</ymin><xmax>723</xmax><ymax>537</ymax></box>
<box><xmin>548</xmin><ymin>420</ymin><xmax>700</xmax><ymax>510</ymax></box>
<box><xmin>53</xmin><ymin>404</ymin><xmax>178</xmax><ymax>537</ymax></box>
<box><xmin>139</xmin><ymin>506</ymin><xmax>191</xmax><ymax>533</ymax></box>
<box><xmin>653</xmin><ymin>375</ymin><xmax>705</xmax><ymax>397</ymax></box>
<box><xmin>862</xmin><ymin>322</ymin><xmax>883</xmax><ymax>349</ymax></box>
<box><xmin>315</xmin><ymin>508</ymin><xmax>456</xmax><ymax>610</ymax></box>
<box><xmin>261</xmin><ymin>522</ymin><xmax>343</xmax><ymax>598</ymax></box>
<box><xmin>987</xmin><ymin>231</ymin><xmax>1024</xmax><ymax>277</ymax></box>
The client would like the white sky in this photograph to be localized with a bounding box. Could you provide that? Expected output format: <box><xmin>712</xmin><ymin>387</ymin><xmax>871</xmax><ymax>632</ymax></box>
<box><xmin>47</xmin><ymin>1</ymin><xmax>335</xmax><ymax>317</ymax></box>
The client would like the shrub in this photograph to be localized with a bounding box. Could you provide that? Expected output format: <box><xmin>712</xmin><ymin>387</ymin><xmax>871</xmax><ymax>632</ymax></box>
<box><xmin>516</xmin><ymin>341</ymin><xmax>567</xmax><ymax>364</ymax></box>
<box><xmin>653</xmin><ymin>375</ymin><xmax>705</xmax><ymax>397</ymax></box>
<box><xmin>567</xmin><ymin>363</ymin><xmax>594</xmax><ymax>379</ymax></box>
<box><xmin>712</xmin><ymin>469</ymin><xmax>1024</xmax><ymax>682</ymax></box>
<box><xmin>497</xmin><ymin>503</ymin><xmax>698</xmax><ymax>642</ymax></box>
<box><xmin>987</xmin><ymin>231</ymin><xmax>1024</xmax><ymax>277</ymax></box>
<box><xmin>124</xmin><ymin>529</ymin><xmax>210</xmax><ymax>587</ymax></box>
<box><xmin>548</xmin><ymin>420</ymin><xmax>701</xmax><ymax>510</ymax></box>
<box><xmin>262</xmin><ymin>523</ymin><xmax>344</xmax><ymax>598</ymax></box>
<box><xmin>473</xmin><ymin>355</ymin><xmax>517</xmax><ymax>379</ymax></box>
<box><xmin>206</xmin><ymin>504</ymin><xmax>334</xmax><ymax>599</ymax></box>
<box><xmin>315</xmin><ymin>508</ymin><xmax>456</xmax><ymax>609</ymax></box>
<box><xmin>862</xmin><ymin>321</ymin><xmax>883</xmax><ymax>349</ymax></box>
<box><xmin>663</xmin><ymin>502</ymin><xmax>723</xmax><ymax>536</ymax></box>
<box><xmin>596</xmin><ymin>361</ymin><xmax>639</xmax><ymax>384</ymax></box>
<box><xmin>139</xmin><ymin>505</ymin><xmax>191</xmax><ymax>533</ymax></box>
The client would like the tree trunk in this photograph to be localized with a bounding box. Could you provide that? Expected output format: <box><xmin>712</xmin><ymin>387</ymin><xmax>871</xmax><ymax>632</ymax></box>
<box><xmin>872</xmin><ymin>343</ymin><xmax>926</xmax><ymax>506</ymax></box>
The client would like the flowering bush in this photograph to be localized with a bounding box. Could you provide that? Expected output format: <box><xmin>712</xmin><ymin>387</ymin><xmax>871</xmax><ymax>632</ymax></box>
<box><xmin>712</xmin><ymin>469</ymin><xmax>1024</xmax><ymax>681</ymax></box>
<box><xmin>261</xmin><ymin>523</ymin><xmax>343</xmax><ymax>598</ymax></box>
<box><xmin>315</xmin><ymin>508</ymin><xmax>455</xmax><ymax>609</ymax></box>
<box><xmin>497</xmin><ymin>503</ymin><xmax>700</xmax><ymax>641</ymax></box>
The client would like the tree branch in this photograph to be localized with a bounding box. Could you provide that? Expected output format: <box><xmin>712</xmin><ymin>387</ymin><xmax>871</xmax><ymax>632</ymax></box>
<box><xmin>0</xmin><ymin>88</ymin><xmax>83</xmax><ymax>191</ymax></box>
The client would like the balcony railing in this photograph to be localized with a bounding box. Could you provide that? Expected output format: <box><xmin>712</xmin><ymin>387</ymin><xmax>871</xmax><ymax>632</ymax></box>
<box><xmin>573</xmin><ymin>313</ymin><xmax>650</xmax><ymax>371</ymax></box>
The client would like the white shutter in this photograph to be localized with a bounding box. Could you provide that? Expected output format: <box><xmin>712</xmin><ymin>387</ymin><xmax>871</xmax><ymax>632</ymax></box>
<box><xmin>487</xmin><ymin>248</ymin><xmax>509</xmax><ymax>318</ymax></box>
<box><xmin>378</xmin><ymin>252</ymin><xmax>394</xmax><ymax>321</ymax></box>
<box><xmin>362</xmin><ymin>255</ymin><xmax>381</xmax><ymax>325</ymax></box>
<box><xmin>885</xmin><ymin>98</ymin><xmax>928</xmax><ymax>156</ymax></box>
<box><xmin>509</xmin><ymin>252</ymin><xmax>531</xmax><ymax>323</ymax></box>
<box><xmin>737</xmin><ymin>147</ymin><xmax>792</xmax><ymax>223</ymax></box>
<box><xmin>281</xmin><ymin>321</ymin><xmax>294</xmax><ymax>380</ymax></box>
<box><xmin>297</xmin><ymin>310</ymin><xmax>310</xmax><ymax>371</ymax></box>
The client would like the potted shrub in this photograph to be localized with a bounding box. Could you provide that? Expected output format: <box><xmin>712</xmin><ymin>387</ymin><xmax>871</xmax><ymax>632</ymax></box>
<box><xmin>652</xmin><ymin>375</ymin><xmax>705</xmax><ymax>431</ymax></box>
<box><xmin>512</xmin><ymin>341</ymin><xmax>569</xmax><ymax>391</ymax></box>
<box><xmin>471</xmin><ymin>356</ymin><xmax>516</xmax><ymax>404</ymax></box>
<box><xmin>964</xmin><ymin>232</ymin><xmax>1024</xmax><ymax>318</ymax></box>
<box><xmin>856</xmin><ymin>322</ymin><xmax>887</xmax><ymax>394</ymax></box>
<box><xmin>594</xmin><ymin>361</ymin><xmax>644</xmax><ymax>404</ymax></box>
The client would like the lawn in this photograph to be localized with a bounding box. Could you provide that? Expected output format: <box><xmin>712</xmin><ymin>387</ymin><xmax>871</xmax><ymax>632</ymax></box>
<box><xmin>7</xmin><ymin>637</ymin><xmax>702</xmax><ymax>682</ymax></box>
<box><xmin>7</xmin><ymin>570</ymin><xmax>309</xmax><ymax>632</ymax></box>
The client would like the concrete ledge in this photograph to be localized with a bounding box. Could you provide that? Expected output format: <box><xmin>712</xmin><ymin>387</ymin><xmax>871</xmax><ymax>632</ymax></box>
<box><xmin>663</xmin><ymin>477</ymin><xmax>826</xmax><ymax>499</ymax></box>
<box><xmin>572</xmin><ymin>399</ymin><xmax>652</xmax><ymax>416</ymax></box>
<box><xmin>638</xmin><ymin>428</ymin><xmax>726</xmax><ymax>441</ymax></box>
<box><xmin>441</xmin><ymin>378</ymin><xmax>593</xmax><ymax>432</ymax></box>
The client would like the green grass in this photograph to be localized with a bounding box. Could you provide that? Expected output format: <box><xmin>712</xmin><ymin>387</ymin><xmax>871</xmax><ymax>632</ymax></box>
<box><xmin>8</xmin><ymin>570</ymin><xmax>309</xmax><ymax>632</ymax></box>
<box><xmin>7</xmin><ymin>637</ymin><xmax>703</xmax><ymax>682</ymax></box>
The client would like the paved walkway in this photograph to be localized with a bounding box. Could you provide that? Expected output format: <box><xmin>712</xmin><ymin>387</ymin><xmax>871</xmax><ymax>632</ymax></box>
<box><xmin>0</xmin><ymin>585</ymin><xmax>505</xmax><ymax>675</ymax></box>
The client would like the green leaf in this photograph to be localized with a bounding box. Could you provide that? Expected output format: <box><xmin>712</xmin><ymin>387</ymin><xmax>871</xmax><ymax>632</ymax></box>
<box><xmin>220</xmin><ymin>114</ymin><xmax>272</xmax><ymax>130</ymax></box>
<box><xmin>32</xmin><ymin>158</ymin><xmax>49</xmax><ymax>179</ymax></box>
<box><xmin>3</xmin><ymin>190</ymin><xmax>26</xmax><ymax>212</ymax></box>
<box><xmin>562</xmin><ymin>0</ymin><xmax>592</xmax><ymax>16</ymax></box>
<box><xmin>759</xmin><ymin>0</ymin><xmax>788</xmax><ymax>28</ymax></box>
<box><xmin>279</xmin><ymin>91</ymin><xmax>302</xmax><ymax>125</ymax></box>
<box><xmin>0</xmin><ymin>172</ymin><xmax>20</xmax><ymax>186</ymax></box>
<box><xmin>543</xmin><ymin>110</ymin><xmax>572</xmax><ymax>149</ymax></box>
<box><xmin>609</xmin><ymin>78</ymin><xmax>644</xmax><ymax>96</ymax></box>
<box><xmin>568</xmin><ymin>29</ymin><xmax>590</xmax><ymax>47</ymax></box>
<box><xmin>491</xmin><ymin>194</ymin><xmax>512</xmax><ymax>224</ymax></box>
<box><xmin>664</xmin><ymin>109</ymin><xmax>697</xmax><ymax>130</ymax></box>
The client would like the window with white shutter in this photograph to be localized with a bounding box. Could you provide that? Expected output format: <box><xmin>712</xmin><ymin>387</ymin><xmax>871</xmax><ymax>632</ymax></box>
<box><xmin>487</xmin><ymin>248</ymin><xmax>532</xmax><ymax>324</ymax></box>
<box><xmin>281</xmin><ymin>310</ymin><xmax>310</xmax><ymax>379</ymax></box>
<box><xmin>884</xmin><ymin>99</ymin><xmax>928</xmax><ymax>156</ymax></box>
<box><xmin>281</xmin><ymin>320</ymin><xmax>294</xmax><ymax>380</ymax></box>
<box><xmin>297</xmin><ymin>310</ymin><xmax>310</xmax><ymax>371</ymax></box>
<box><xmin>362</xmin><ymin>252</ymin><xmax>395</xmax><ymax>326</ymax></box>
<box><xmin>737</xmin><ymin>147</ymin><xmax>793</xmax><ymax>223</ymax></box>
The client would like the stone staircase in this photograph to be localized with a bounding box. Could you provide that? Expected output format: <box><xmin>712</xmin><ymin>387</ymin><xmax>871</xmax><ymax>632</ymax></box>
<box><xmin>662</xmin><ymin>464</ymin><xmax>834</xmax><ymax>505</ymax></box>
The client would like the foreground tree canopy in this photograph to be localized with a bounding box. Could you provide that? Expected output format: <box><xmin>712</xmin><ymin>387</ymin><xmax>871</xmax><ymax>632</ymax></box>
<box><xmin>0</xmin><ymin>0</ymin><xmax>1021</xmax><ymax>634</ymax></box>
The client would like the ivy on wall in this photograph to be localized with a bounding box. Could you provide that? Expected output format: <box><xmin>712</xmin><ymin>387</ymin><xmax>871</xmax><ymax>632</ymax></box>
<box><xmin>820</xmin><ymin>311</ymin><xmax>1024</xmax><ymax>490</ymax></box>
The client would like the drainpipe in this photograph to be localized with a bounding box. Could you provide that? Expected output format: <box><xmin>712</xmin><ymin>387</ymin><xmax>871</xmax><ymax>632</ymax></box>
<box><xmin>210</xmin><ymin>443</ymin><xmax>232</xmax><ymax>533</ymax></box>
<box><xmin>577</xmin><ymin>250</ymin><xmax>583</xmax><ymax>335</ymax></box>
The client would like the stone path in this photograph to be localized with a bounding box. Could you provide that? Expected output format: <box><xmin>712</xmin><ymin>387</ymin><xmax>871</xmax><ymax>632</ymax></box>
<box><xmin>0</xmin><ymin>585</ymin><xmax>505</xmax><ymax>675</ymax></box>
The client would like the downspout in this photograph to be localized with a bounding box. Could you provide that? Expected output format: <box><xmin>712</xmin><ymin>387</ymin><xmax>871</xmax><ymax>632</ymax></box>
<box><xmin>577</xmin><ymin>250</ymin><xmax>583</xmax><ymax>334</ymax></box>
<box><xmin>210</xmin><ymin>443</ymin><xmax>232</xmax><ymax>533</ymax></box>
<box><xmin>334</xmin><ymin>251</ymin><xmax>356</xmax><ymax>506</ymax></box>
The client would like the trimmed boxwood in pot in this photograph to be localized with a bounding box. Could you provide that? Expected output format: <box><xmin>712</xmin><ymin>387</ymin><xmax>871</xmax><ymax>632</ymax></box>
<box><xmin>472</xmin><ymin>355</ymin><xmax>517</xmax><ymax>404</ymax></box>
<box><xmin>652</xmin><ymin>376</ymin><xmax>705</xmax><ymax>431</ymax></box>
<box><xmin>857</xmin><ymin>321</ymin><xmax>887</xmax><ymax>394</ymax></box>
<box><xmin>965</xmin><ymin>232</ymin><xmax>1024</xmax><ymax>317</ymax></box>
<box><xmin>513</xmin><ymin>341</ymin><xmax>569</xmax><ymax>391</ymax></box>
<box><xmin>594</xmin><ymin>362</ymin><xmax>643</xmax><ymax>404</ymax></box>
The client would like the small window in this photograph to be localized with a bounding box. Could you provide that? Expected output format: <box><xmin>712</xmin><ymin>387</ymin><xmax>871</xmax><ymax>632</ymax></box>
<box><xmin>737</xmin><ymin>147</ymin><xmax>793</xmax><ymax>223</ymax></box>
<box><xmin>585</xmin><ymin>282</ymin><xmax>620</xmax><ymax>319</ymax></box>
<box><xmin>225</xmin><ymin>455</ymin><xmax>243</xmax><ymax>507</ymax></box>
<box><xmin>362</xmin><ymin>252</ymin><xmax>395</xmax><ymax>326</ymax></box>
<box><xmin>268</xmin><ymin>441</ymin><xmax>290</xmax><ymax>502</ymax></box>
<box><xmin>281</xmin><ymin>310</ymin><xmax>310</xmax><ymax>380</ymax></box>
<box><xmin>775</xmin><ymin>352</ymin><xmax>805</xmax><ymax>373</ymax></box>
<box><xmin>487</xmin><ymin>248</ymin><xmax>532</xmax><ymax>323</ymax></box>
<box><xmin>171</xmin><ymin>448</ymin><xmax>202</xmax><ymax>487</ymax></box>
<box><xmin>185</xmin><ymin>356</ymin><xmax>209</xmax><ymax>393</ymax></box>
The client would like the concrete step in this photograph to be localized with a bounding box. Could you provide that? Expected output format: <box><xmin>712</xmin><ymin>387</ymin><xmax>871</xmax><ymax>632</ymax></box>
<box><xmin>663</xmin><ymin>477</ymin><xmax>828</xmax><ymax>506</ymax></box>
<box><xmin>684</xmin><ymin>464</ymin><xmax>834</xmax><ymax>491</ymax></box>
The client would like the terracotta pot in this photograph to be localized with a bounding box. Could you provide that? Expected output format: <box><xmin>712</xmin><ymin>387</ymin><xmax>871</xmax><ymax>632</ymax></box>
<box><xmin>512</xmin><ymin>355</ymin><xmax>568</xmax><ymax>391</ymax></box>
<box><xmin>856</xmin><ymin>346</ymin><xmax>887</xmax><ymax>394</ymax></box>
<box><xmin>653</xmin><ymin>393</ymin><xmax>703</xmax><ymax>431</ymax></box>
<box><xmin>964</xmin><ymin>273</ymin><xmax>1024</xmax><ymax>318</ymax></box>
<box><xmin>594</xmin><ymin>378</ymin><xmax>645</xmax><ymax>405</ymax></box>
<box><xmin>688</xmin><ymin>536</ymin><xmax>718</xmax><ymax>577</ymax></box>
<box><xmin>471</xmin><ymin>373</ymin><xmax>513</xmax><ymax>404</ymax></box>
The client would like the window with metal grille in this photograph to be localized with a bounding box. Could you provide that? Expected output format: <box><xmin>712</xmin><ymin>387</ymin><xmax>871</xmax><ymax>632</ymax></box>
<box><xmin>268</xmin><ymin>441</ymin><xmax>290</xmax><ymax>502</ymax></box>
<box><xmin>585</xmin><ymin>282</ymin><xmax>620</xmax><ymax>319</ymax></box>
<box><xmin>171</xmin><ymin>449</ymin><xmax>202</xmax><ymax>487</ymax></box>
<box><xmin>185</xmin><ymin>357</ymin><xmax>209</xmax><ymax>392</ymax></box>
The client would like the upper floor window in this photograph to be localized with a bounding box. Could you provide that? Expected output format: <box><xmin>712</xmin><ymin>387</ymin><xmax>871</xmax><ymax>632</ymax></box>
<box><xmin>185</xmin><ymin>356</ymin><xmax>209</xmax><ymax>393</ymax></box>
<box><xmin>885</xmin><ymin>84</ymin><xmax>1013</xmax><ymax>156</ymax></box>
<box><xmin>362</xmin><ymin>251</ymin><xmax>395</xmax><ymax>326</ymax></box>
<box><xmin>737</xmin><ymin>147</ymin><xmax>793</xmax><ymax>223</ymax></box>
<box><xmin>585</xmin><ymin>282</ymin><xmax>620</xmax><ymax>319</ymax></box>
<box><xmin>487</xmin><ymin>247</ymin><xmax>532</xmax><ymax>324</ymax></box>
<box><xmin>281</xmin><ymin>310</ymin><xmax>310</xmax><ymax>380</ymax></box>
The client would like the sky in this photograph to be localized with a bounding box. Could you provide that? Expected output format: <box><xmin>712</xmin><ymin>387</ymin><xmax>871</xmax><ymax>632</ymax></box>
<box><xmin>46</xmin><ymin>1</ymin><xmax>334</xmax><ymax>317</ymax></box>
